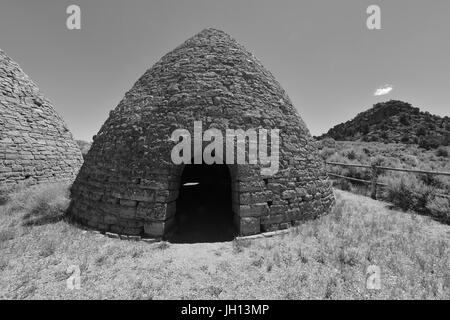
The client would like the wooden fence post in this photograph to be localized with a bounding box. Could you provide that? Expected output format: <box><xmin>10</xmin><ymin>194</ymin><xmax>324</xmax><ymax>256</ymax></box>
<box><xmin>370</xmin><ymin>165</ymin><xmax>378</xmax><ymax>200</ymax></box>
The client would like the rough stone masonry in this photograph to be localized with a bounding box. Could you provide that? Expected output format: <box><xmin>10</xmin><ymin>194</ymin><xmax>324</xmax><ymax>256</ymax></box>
<box><xmin>69</xmin><ymin>28</ymin><xmax>335</xmax><ymax>238</ymax></box>
<box><xmin>0</xmin><ymin>49</ymin><xmax>83</xmax><ymax>186</ymax></box>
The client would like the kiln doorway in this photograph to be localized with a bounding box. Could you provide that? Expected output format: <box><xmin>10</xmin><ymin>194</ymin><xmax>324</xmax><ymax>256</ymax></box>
<box><xmin>169</xmin><ymin>162</ymin><xmax>236</xmax><ymax>243</ymax></box>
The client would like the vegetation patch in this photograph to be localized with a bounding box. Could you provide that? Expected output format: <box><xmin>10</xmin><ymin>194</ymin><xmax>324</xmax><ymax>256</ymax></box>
<box><xmin>319</xmin><ymin>140</ymin><xmax>450</xmax><ymax>223</ymax></box>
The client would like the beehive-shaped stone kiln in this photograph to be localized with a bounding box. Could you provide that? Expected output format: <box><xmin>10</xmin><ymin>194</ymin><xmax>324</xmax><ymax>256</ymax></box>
<box><xmin>69</xmin><ymin>28</ymin><xmax>334</xmax><ymax>238</ymax></box>
<box><xmin>0</xmin><ymin>49</ymin><xmax>83</xmax><ymax>185</ymax></box>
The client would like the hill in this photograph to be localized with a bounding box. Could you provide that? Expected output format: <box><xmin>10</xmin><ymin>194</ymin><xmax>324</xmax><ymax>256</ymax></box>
<box><xmin>318</xmin><ymin>100</ymin><xmax>450</xmax><ymax>149</ymax></box>
<box><xmin>75</xmin><ymin>140</ymin><xmax>91</xmax><ymax>158</ymax></box>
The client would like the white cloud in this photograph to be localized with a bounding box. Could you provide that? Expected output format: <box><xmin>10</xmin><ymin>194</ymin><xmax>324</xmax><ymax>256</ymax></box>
<box><xmin>374</xmin><ymin>84</ymin><xmax>393</xmax><ymax>96</ymax></box>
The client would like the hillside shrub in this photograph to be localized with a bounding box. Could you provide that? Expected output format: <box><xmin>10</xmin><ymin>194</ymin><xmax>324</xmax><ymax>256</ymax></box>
<box><xmin>400</xmin><ymin>154</ymin><xmax>419</xmax><ymax>167</ymax></box>
<box><xmin>0</xmin><ymin>187</ymin><xmax>11</xmax><ymax>205</ymax></box>
<box><xmin>385</xmin><ymin>175</ymin><xmax>434</xmax><ymax>214</ymax></box>
<box><xmin>399</xmin><ymin>114</ymin><xmax>410</xmax><ymax>126</ymax></box>
<box><xmin>346</xmin><ymin>150</ymin><xmax>357</xmax><ymax>160</ymax></box>
<box><xmin>416</xmin><ymin>126</ymin><xmax>427</xmax><ymax>137</ymax></box>
<box><xmin>442</xmin><ymin>135</ymin><xmax>450</xmax><ymax>146</ymax></box>
<box><xmin>370</xmin><ymin>155</ymin><xmax>387</xmax><ymax>167</ymax></box>
<box><xmin>419</xmin><ymin>136</ymin><xmax>441</xmax><ymax>150</ymax></box>
<box><xmin>0</xmin><ymin>183</ymin><xmax>31</xmax><ymax>205</ymax></box>
<box><xmin>321</xmin><ymin>138</ymin><xmax>336</xmax><ymax>149</ymax></box>
<box><xmin>75</xmin><ymin>140</ymin><xmax>92</xmax><ymax>158</ymax></box>
<box><xmin>4</xmin><ymin>183</ymin><xmax>71</xmax><ymax>226</ymax></box>
<box><xmin>400</xmin><ymin>135</ymin><xmax>410</xmax><ymax>143</ymax></box>
<box><xmin>335</xmin><ymin>179</ymin><xmax>351</xmax><ymax>191</ymax></box>
<box><xmin>426</xmin><ymin>197</ymin><xmax>450</xmax><ymax>223</ymax></box>
<box><xmin>435</xmin><ymin>147</ymin><xmax>448</xmax><ymax>158</ymax></box>
<box><xmin>360</xmin><ymin>123</ymin><xmax>370</xmax><ymax>135</ymax></box>
<box><xmin>320</xmin><ymin>147</ymin><xmax>336</xmax><ymax>160</ymax></box>
<box><xmin>419</xmin><ymin>173</ymin><xmax>444</xmax><ymax>189</ymax></box>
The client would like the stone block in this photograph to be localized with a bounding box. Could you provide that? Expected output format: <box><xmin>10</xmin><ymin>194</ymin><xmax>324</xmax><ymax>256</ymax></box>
<box><xmin>120</xmin><ymin>199</ymin><xmax>138</xmax><ymax>207</ymax></box>
<box><xmin>239</xmin><ymin>203</ymin><xmax>268</xmax><ymax>217</ymax></box>
<box><xmin>110</xmin><ymin>225</ymin><xmax>124</xmax><ymax>234</ymax></box>
<box><xmin>113</xmin><ymin>189</ymin><xmax>154</xmax><ymax>202</ymax></box>
<box><xmin>136</xmin><ymin>202</ymin><xmax>175</xmax><ymax>221</ymax></box>
<box><xmin>122</xmin><ymin>227</ymin><xmax>143</xmax><ymax>236</ymax></box>
<box><xmin>140</xmin><ymin>179</ymin><xmax>169</xmax><ymax>190</ymax></box>
<box><xmin>239</xmin><ymin>191</ymin><xmax>272</xmax><ymax>204</ymax></box>
<box><xmin>261</xmin><ymin>214</ymin><xmax>284</xmax><ymax>225</ymax></box>
<box><xmin>238</xmin><ymin>181</ymin><xmax>264</xmax><ymax>192</ymax></box>
<box><xmin>102</xmin><ymin>203</ymin><xmax>136</xmax><ymax>218</ymax></box>
<box><xmin>105</xmin><ymin>232</ymin><xmax>120</xmax><ymax>239</ymax></box>
<box><xmin>144</xmin><ymin>218</ymin><xmax>175</xmax><ymax>237</ymax></box>
<box><xmin>155</xmin><ymin>190</ymin><xmax>170</xmax><ymax>202</ymax></box>
<box><xmin>104</xmin><ymin>215</ymin><xmax>117</xmax><ymax>224</ymax></box>
<box><xmin>261</xmin><ymin>223</ymin><xmax>279</xmax><ymax>232</ymax></box>
<box><xmin>282</xmin><ymin>190</ymin><xmax>296</xmax><ymax>199</ymax></box>
<box><xmin>269</xmin><ymin>204</ymin><xmax>287</xmax><ymax>215</ymax></box>
<box><xmin>235</xmin><ymin>216</ymin><xmax>260</xmax><ymax>236</ymax></box>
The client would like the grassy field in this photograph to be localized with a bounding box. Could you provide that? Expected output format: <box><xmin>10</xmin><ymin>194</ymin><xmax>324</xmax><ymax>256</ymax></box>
<box><xmin>0</xmin><ymin>183</ymin><xmax>449</xmax><ymax>299</ymax></box>
<box><xmin>319</xmin><ymin>140</ymin><xmax>450</xmax><ymax>222</ymax></box>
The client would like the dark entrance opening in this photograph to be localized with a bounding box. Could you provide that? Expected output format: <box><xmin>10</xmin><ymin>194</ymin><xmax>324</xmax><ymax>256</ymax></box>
<box><xmin>168</xmin><ymin>163</ymin><xmax>236</xmax><ymax>243</ymax></box>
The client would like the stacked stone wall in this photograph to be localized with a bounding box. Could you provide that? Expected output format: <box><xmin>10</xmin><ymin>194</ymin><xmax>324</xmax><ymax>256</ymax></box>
<box><xmin>0</xmin><ymin>49</ymin><xmax>83</xmax><ymax>185</ymax></box>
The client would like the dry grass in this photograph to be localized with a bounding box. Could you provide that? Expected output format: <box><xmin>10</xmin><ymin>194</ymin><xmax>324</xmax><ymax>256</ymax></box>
<box><xmin>0</xmin><ymin>184</ymin><xmax>449</xmax><ymax>299</ymax></box>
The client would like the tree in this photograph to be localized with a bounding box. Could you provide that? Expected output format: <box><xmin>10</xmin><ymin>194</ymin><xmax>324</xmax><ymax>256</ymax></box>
<box><xmin>399</xmin><ymin>113</ymin><xmax>410</xmax><ymax>126</ymax></box>
<box><xmin>418</xmin><ymin>135</ymin><xmax>440</xmax><ymax>150</ymax></box>
<box><xmin>401</xmin><ymin>135</ymin><xmax>410</xmax><ymax>143</ymax></box>
<box><xmin>360</xmin><ymin>123</ymin><xmax>370</xmax><ymax>135</ymax></box>
<box><xmin>416</xmin><ymin>126</ymin><xmax>427</xmax><ymax>137</ymax></box>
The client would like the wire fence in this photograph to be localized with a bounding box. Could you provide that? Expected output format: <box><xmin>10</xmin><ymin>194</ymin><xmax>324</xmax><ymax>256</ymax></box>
<box><xmin>325</xmin><ymin>161</ymin><xmax>450</xmax><ymax>200</ymax></box>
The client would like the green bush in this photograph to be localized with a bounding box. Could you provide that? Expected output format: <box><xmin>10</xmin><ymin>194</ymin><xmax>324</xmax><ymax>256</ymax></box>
<box><xmin>419</xmin><ymin>173</ymin><xmax>444</xmax><ymax>189</ymax></box>
<box><xmin>418</xmin><ymin>136</ymin><xmax>441</xmax><ymax>150</ymax></box>
<box><xmin>0</xmin><ymin>187</ymin><xmax>10</xmax><ymax>205</ymax></box>
<box><xmin>321</xmin><ymin>138</ymin><xmax>336</xmax><ymax>149</ymax></box>
<box><xmin>426</xmin><ymin>197</ymin><xmax>450</xmax><ymax>222</ymax></box>
<box><xmin>370</xmin><ymin>155</ymin><xmax>387</xmax><ymax>167</ymax></box>
<box><xmin>338</xmin><ymin>179</ymin><xmax>352</xmax><ymax>191</ymax></box>
<box><xmin>360</xmin><ymin>123</ymin><xmax>370</xmax><ymax>135</ymax></box>
<box><xmin>399</xmin><ymin>114</ymin><xmax>410</xmax><ymax>126</ymax></box>
<box><xmin>400</xmin><ymin>135</ymin><xmax>410</xmax><ymax>143</ymax></box>
<box><xmin>0</xmin><ymin>184</ymin><xmax>21</xmax><ymax>205</ymax></box>
<box><xmin>435</xmin><ymin>147</ymin><xmax>448</xmax><ymax>158</ymax></box>
<box><xmin>346</xmin><ymin>150</ymin><xmax>357</xmax><ymax>160</ymax></box>
<box><xmin>5</xmin><ymin>183</ymin><xmax>71</xmax><ymax>226</ymax></box>
<box><xmin>0</xmin><ymin>229</ymin><xmax>15</xmax><ymax>243</ymax></box>
<box><xmin>385</xmin><ymin>175</ymin><xmax>434</xmax><ymax>213</ymax></box>
<box><xmin>416</xmin><ymin>126</ymin><xmax>427</xmax><ymax>137</ymax></box>
<box><xmin>385</xmin><ymin>177</ymin><xmax>415</xmax><ymax>211</ymax></box>
<box><xmin>0</xmin><ymin>181</ymin><xmax>36</xmax><ymax>205</ymax></box>
<box><xmin>319</xmin><ymin>147</ymin><xmax>336</xmax><ymax>160</ymax></box>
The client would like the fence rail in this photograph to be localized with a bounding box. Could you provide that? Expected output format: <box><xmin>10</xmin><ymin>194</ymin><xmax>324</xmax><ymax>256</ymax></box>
<box><xmin>325</xmin><ymin>161</ymin><xmax>450</xmax><ymax>176</ymax></box>
<box><xmin>325</xmin><ymin>161</ymin><xmax>450</xmax><ymax>199</ymax></box>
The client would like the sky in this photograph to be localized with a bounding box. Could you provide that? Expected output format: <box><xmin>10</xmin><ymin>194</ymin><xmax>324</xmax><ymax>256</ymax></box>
<box><xmin>0</xmin><ymin>0</ymin><xmax>449</xmax><ymax>141</ymax></box>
